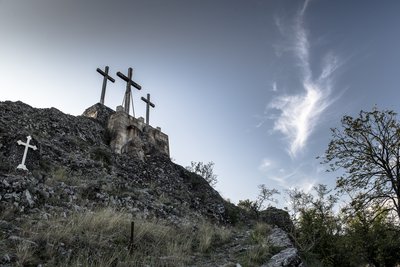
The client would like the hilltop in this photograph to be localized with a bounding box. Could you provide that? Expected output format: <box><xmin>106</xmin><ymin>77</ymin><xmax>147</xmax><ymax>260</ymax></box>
<box><xmin>0</xmin><ymin>101</ymin><xmax>303</xmax><ymax>266</ymax></box>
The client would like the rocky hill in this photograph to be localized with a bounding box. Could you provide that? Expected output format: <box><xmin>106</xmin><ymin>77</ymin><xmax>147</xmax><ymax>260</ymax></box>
<box><xmin>0</xmin><ymin>101</ymin><xmax>304</xmax><ymax>266</ymax></box>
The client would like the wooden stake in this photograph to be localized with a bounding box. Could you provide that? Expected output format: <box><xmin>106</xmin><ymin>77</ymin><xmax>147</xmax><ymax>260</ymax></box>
<box><xmin>129</xmin><ymin>221</ymin><xmax>134</xmax><ymax>252</ymax></box>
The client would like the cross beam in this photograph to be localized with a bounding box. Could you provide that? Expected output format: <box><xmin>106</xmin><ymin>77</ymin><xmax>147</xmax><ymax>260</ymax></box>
<box><xmin>97</xmin><ymin>66</ymin><xmax>115</xmax><ymax>105</ymax></box>
<box><xmin>117</xmin><ymin>68</ymin><xmax>141</xmax><ymax>115</ymax></box>
<box><xmin>141</xmin><ymin>93</ymin><xmax>155</xmax><ymax>125</ymax></box>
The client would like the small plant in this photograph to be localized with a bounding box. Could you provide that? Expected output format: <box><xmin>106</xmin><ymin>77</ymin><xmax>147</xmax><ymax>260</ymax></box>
<box><xmin>186</xmin><ymin>161</ymin><xmax>218</xmax><ymax>187</ymax></box>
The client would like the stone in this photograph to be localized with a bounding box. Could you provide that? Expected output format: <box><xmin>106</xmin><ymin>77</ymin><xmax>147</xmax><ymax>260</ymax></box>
<box><xmin>82</xmin><ymin>103</ymin><xmax>170</xmax><ymax>157</ymax></box>
<box><xmin>82</xmin><ymin>103</ymin><xmax>115</xmax><ymax>128</ymax></box>
<box><xmin>263</xmin><ymin>248</ymin><xmax>302</xmax><ymax>267</ymax></box>
<box><xmin>107</xmin><ymin>107</ymin><xmax>169</xmax><ymax>156</ymax></box>
<box><xmin>24</xmin><ymin>189</ymin><xmax>35</xmax><ymax>207</ymax></box>
<box><xmin>259</xmin><ymin>207</ymin><xmax>294</xmax><ymax>232</ymax></box>
<box><xmin>268</xmin><ymin>227</ymin><xmax>293</xmax><ymax>249</ymax></box>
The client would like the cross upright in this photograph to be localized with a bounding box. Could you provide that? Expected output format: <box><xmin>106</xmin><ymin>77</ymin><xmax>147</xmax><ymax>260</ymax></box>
<box><xmin>117</xmin><ymin>67</ymin><xmax>142</xmax><ymax>115</ymax></box>
<box><xmin>141</xmin><ymin>93</ymin><xmax>155</xmax><ymax>125</ymax></box>
<box><xmin>16</xmin><ymin>135</ymin><xmax>37</xmax><ymax>171</ymax></box>
<box><xmin>97</xmin><ymin>66</ymin><xmax>115</xmax><ymax>105</ymax></box>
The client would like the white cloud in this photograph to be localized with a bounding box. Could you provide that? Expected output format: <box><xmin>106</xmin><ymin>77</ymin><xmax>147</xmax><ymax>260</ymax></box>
<box><xmin>266</xmin><ymin>167</ymin><xmax>316</xmax><ymax>193</ymax></box>
<box><xmin>259</xmin><ymin>158</ymin><xmax>273</xmax><ymax>171</ymax></box>
<box><xmin>300</xmin><ymin>0</ymin><xmax>312</xmax><ymax>17</ymax></box>
<box><xmin>272</xmin><ymin>82</ymin><xmax>278</xmax><ymax>92</ymax></box>
<box><xmin>269</xmin><ymin>1</ymin><xmax>339</xmax><ymax>157</ymax></box>
<box><xmin>290</xmin><ymin>177</ymin><xmax>315</xmax><ymax>193</ymax></box>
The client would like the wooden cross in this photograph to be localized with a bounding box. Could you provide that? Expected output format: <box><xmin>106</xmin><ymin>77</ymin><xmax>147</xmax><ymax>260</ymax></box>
<box><xmin>16</xmin><ymin>135</ymin><xmax>37</xmax><ymax>171</ymax></box>
<box><xmin>97</xmin><ymin>66</ymin><xmax>115</xmax><ymax>105</ymax></box>
<box><xmin>141</xmin><ymin>93</ymin><xmax>155</xmax><ymax>125</ymax></box>
<box><xmin>117</xmin><ymin>68</ymin><xmax>142</xmax><ymax>115</ymax></box>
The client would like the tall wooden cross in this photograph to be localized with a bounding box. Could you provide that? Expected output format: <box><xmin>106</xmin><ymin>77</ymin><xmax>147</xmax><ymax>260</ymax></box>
<box><xmin>141</xmin><ymin>93</ymin><xmax>155</xmax><ymax>125</ymax></box>
<box><xmin>97</xmin><ymin>66</ymin><xmax>115</xmax><ymax>105</ymax></box>
<box><xmin>117</xmin><ymin>67</ymin><xmax>141</xmax><ymax>115</ymax></box>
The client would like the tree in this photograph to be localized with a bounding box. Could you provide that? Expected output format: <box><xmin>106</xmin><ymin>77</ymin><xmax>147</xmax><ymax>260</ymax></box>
<box><xmin>238</xmin><ymin>185</ymin><xmax>280</xmax><ymax>216</ymax></box>
<box><xmin>344</xmin><ymin>208</ymin><xmax>400</xmax><ymax>267</ymax></box>
<box><xmin>237</xmin><ymin>199</ymin><xmax>258</xmax><ymax>213</ymax></box>
<box><xmin>324</xmin><ymin>108</ymin><xmax>400</xmax><ymax>220</ymax></box>
<box><xmin>286</xmin><ymin>185</ymin><xmax>342</xmax><ymax>266</ymax></box>
<box><xmin>256</xmin><ymin>184</ymin><xmax>280</xmax><ymax>211</ymax></box>
<box><xmin>186</xmin><ymin>161</ymin><xmax>218</xmax><ymax>187</ymax></box>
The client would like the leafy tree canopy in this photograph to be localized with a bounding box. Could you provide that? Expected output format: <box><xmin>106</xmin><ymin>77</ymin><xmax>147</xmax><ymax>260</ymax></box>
<box><xmin>324</xmin><ymin>108</ymin><xmax>400</xmax><ymax>220</ymax></box>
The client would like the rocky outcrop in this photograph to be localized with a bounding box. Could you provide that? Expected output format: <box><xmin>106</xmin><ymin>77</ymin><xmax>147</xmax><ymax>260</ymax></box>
<box><xmin>0</xmin><ymin>101</ymin><xmax>229</xmax><ymax>224</ymax></box>
<box><xmin>82</xmin><ymin>102</ymin><xmax>115</xmax><ymax>128</ymax></box>
<box><xmin>107</xmin><ymin>107</ymin><xmax>169</xmax><ymax>158</ymax></box>
<box><xmin>263</xmin><ymin>228</ymin><xmax>304</xmax><ymax>267</ymax></box>
<box><xmin>260</xmin><ymin>207</ymin><xmax>294</xmax><ymax>232</ymax></box>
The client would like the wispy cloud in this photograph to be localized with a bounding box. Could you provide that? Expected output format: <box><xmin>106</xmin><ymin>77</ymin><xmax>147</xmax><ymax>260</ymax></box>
<box><xmin>272</xmin><ymin>82</ymin><xmax>278</xmax><ymax>92</ymax></box>
<box><xmin>269</xmin><ymin>0</ymin><xmax>340</xmax><ymax>157</ymax></box>
<box><xmin>266</xmin><ymin>167</ymin><xmax>316</xmax><ymax>193</ymax></box>
<box><xmin>259</xmin><ymin>158</ymin><xmax>273</xmax><ymax>171</ymax></box>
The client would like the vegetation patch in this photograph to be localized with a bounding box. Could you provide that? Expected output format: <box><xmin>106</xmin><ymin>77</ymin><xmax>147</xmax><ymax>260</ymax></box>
<box><xmin>238</xmin><ymin>222</ymin><xmax>275</xmax><ymax>266</ymax></box>
<box><xmin>3</xmin><ymin>208</ymin><xmax>234</xmax><ymax>266</ymax></box>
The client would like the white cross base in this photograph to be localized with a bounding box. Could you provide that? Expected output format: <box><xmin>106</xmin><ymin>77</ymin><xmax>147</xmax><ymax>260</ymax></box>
<box><xmin>16</xmin><ymin>135</ymin><xmax>37</xmax><ymax>171</ymax></box>
<box><xmin>17</xmin><ymin>163</ymin><xmax>29</xmax><ymax>171</ymax></box>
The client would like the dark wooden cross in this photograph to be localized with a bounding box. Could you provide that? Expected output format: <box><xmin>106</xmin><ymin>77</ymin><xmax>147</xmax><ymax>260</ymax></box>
<box><xmin>117</xmin><ymin>67</ymin><xmax>142</xmax><ymax>115</ymax></box>
<box><xmin>96</xmin><ymin>66</ymin><xmax>115</xmax><ymax>105</ymax></box>
<box><xmin>141</xmin><ymin>93</ymin><xmax>155</xmax><ymax>125</ymax></box>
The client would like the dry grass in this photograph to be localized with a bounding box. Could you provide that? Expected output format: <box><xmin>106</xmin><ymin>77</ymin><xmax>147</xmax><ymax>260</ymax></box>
<box><xmin>240</xmin><ymin>222</ymin><xmax>275</xmax><ymax>266</ymax></box>
<box><xmin>197</xmin><ymin>222</ymin><xmax>232</xmax><ymax>253</ymax></box>
<box><xmin>45</xmin><ymin>166</ymin><xmax>80</xmax><ymax>186</ymax></box>
<box><xmin>7</xmin><ymin>208</ymin><xmax>233</xmax><ymax>266</ymax></box>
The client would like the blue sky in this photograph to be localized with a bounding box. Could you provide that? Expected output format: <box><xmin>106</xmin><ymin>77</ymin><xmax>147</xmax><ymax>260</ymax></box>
<box><xmin>1</xmin><ymin>0</ymin><xmax>400</xmax><ymax>205</ymax></box>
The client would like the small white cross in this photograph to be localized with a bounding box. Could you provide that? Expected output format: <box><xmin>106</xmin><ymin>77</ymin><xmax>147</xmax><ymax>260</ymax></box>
<box><xmin>16</xmin><ymin>135</ymin><xmax>37</xmax><ymax>171</ymax></box>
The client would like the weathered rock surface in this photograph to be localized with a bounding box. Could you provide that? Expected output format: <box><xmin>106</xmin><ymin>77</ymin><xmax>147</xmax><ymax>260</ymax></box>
<box><xmin>82</xmin><ymin>102</ymin><xmax>115</xmax><ymax>128</ymax></box>
<box><xmin>260</xmin><ymin>207</ymin><xmax>294</xmax><ymax>232</ymax></box>
<box><xmin>265</xmin><ymin>248</ymin><xmax>303</xmax><ymax>267</ymax></box>
<box><xmin>0</xmin><ymin>101</ymin><xmax>230</xmax><ymax>224</ymax></box>
<box><xmin>263</xmin><ymin>228</ymin><xmax>303</xmax><ymax>267</ymax></box>
<box><xmin>0</xmin><ymin>100</ymin><xmax>304</xmax><ymax>266</ymax></box>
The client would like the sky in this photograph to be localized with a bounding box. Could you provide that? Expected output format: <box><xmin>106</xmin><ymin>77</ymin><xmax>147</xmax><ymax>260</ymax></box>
<box><xmin>1</xmin><ymin>0</ymin><xmax>400</xmax><ymax>206</ymax></box>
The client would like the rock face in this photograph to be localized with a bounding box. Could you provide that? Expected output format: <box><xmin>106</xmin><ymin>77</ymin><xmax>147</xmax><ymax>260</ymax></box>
<box><xmin>83</xmin><ymin>103</ymin><xmax>169</xmax><ymax>158</ymax></box>
<box><xmin>0</xmin><ymin>101</ymin><xmax>229</xmax><ymax>224</ymax></box>
<box><xmin>263</xmin><ymin>228</ymin><xmax>303</xmax><ymax>267</ymax></box>
<box><xmin>82</xmin><ymin>102</ymin><xmax>115</xmax><ymax>128</ymax></box>
<box><xmin>260</xmin><ymin>207</ymin><xmax>294</xmax><ymax>232</ymax></box>
<box><xmin>107</xmin><ymin>106</ymin><xmax>169</xmax><ymax>158</ymax></box>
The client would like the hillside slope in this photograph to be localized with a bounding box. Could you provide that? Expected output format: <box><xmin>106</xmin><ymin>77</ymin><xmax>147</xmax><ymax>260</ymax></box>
<box><xmin>0</xmin><ymin>101</ymin><xmax>232</xmax><ymax>223</ymax></box>
<box><xmin>0</xmin><ymin>101</ymin><xmax>303</xmax><ymax>266</ymax></box>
